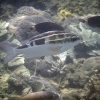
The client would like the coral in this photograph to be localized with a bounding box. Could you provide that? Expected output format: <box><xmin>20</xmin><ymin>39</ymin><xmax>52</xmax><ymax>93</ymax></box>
<box><xmin>53</xmin><ymin>8</ymin><xmax>74</xmax><ymax>22</ymax></box>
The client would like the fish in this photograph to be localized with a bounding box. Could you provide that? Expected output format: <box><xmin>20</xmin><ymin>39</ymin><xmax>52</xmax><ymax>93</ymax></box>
<box><xmin>87</xmin><ymin>16</ymin><xmax>100</xmax><ymax>28</ymax></box>
<box><xmin>8</xmin><ymin>91</ymin><xmax>60</xmax><ymax>100</ymax></box>
<box><xmin>34</xmin><ymin>22</ymin><xmax>64</xmax><ymax>33</ymax></box>
<box><xmin>0</xmin><ymin>30</ymin><xmax>82</xmax><ymax>64</ymax></box>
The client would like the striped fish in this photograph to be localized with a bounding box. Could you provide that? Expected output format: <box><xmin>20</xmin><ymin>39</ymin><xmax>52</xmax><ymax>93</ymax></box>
<box><xmin>0</xmin><ymin>31</ymin><xmax>82</xmax><ymax>64</ymax></box>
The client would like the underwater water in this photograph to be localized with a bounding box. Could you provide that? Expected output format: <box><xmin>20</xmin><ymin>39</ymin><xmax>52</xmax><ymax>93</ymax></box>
<box><xmin>0</xmin><ymin>0</ymin><xmax>100</xmax><ymax>100</ymax></box>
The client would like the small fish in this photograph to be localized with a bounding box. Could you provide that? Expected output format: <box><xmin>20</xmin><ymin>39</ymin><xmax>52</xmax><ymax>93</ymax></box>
<box><xmin>8</xmin><ymin>91</ymin><xmax>60</xmax><ymax>100</ymax></box>
<box><xmin>0</xmin><ymin>31</ymin><xmax>82</xmax><ymax>64</ymax></box>
<box><xmin>34</xmin><ymin>22</ymin><xmax>64</xmax><ymax>33</ymax></box>
<box><xmin>87</xmin><ymin>16</ymin><xmax>100</xmax><ymax>28</ymax></box>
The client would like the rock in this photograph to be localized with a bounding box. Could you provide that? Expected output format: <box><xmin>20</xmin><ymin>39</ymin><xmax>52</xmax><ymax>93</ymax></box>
<box><xmin>36</xmin><ymin>58</ymin><xmax>60</xmax><ymax>78</ymax></box>
<box><xmin>61</xmin><ymin>89</ymin><xmax>82</xmax><ymax>100</ymax></box>
<box><xmin>8</xmin><ymin>6</ymin><xmax>54</xmax><ymax>41</ymax></box>
<box><xmin>29</xmin><ymin>75</ymin><xmax>57</xmax><ymax>93</ymax></box>
<box><xmin>82</xmin><ymin>69</ymin><xmax>100</xmax><ymax>100</ymax></box>
<box><xmin>29</xmin><ymin>80</ymin><xmax>45</xmax><ymax>92</ymax></box>
<box><xmin>16</xmin><ymin>6</ymin><xmax>52</xmax><ymax>19</ymax></box>
<box><xmin>22</xmin><ymin>87</ymin><xmax>31</xmax><ymax>95</ymax></box>
<box><xmin>12</xmin><ymin>65</ymin><xmax>30</xmax><ymax>77</ymax></box>
<box><xmin>0</xmin><ymin>73</ymin><xmax>10</xmax><ymax>91</ymax></box>
<box><xmin>8</xmin><ymin>57</ymin><xmax>25</xmax><ymax>67</ymax></box>
<box><xmin>82</xmin><ymin>56</ymin><xmax>100</xmax><ymax>71</ymax></box>
<box><xmin>0</xmin><ymin>20</ymin><xmax>9</xmax><ymax>42</ymax></box>
<box><xmin>63</xmin><ymin>16</ymin><xmax>100</xmax><ymax>58</ymax></box>
<box><xmin>25</xmin><ymin>56</ymin><xmax>61</xmax><ymax>78</ymax></box>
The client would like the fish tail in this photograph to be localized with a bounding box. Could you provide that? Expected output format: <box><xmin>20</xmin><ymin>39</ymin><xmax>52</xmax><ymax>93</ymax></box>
<box><xmin>0</xmin><ymin>41</ymin><xmax>17</xmax><ymax>64</ymax></box>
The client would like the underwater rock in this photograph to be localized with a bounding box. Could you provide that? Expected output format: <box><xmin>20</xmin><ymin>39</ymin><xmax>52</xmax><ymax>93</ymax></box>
<box><xmin>64</xmin><ymin>55</ymin><xmax>74</xmax><ymax>64</ymax></box>
<box><xmin>0</xmin><ymin>73</ymin><xmax>10</xmax><ymax>94</ymax></box>
<box><xmin>12</xmin><ymin>65</ymin><xmax>30</xmax><ymax>77</ymax></box>
<box><xmin>8</xmin><ymin>6</ymin><xmax>58</xmax><ymax>41</ymax></box>
<box><xmin>25</xmin><ymin>56</ymin><xmax>61</xmax><ymax>78</ymax></box>
<box><xmin>0</xmin><ymin>20</ymin><xmax>9</xmax><ymax>42</ymax></box>
<box><xmin>82</xmin><ymin>56</ymin><xmax>100</xmax><ymax>71</ymax></box>
<box><xmin>16</xmin><ymin>6</ymin><xmax>52</xmax><ymax>19</ymax></box>
<box><xmin>22</xmin><ymin>87</ymin><xmax>31</xmax><ymax>95</ymax></box>
<box><xmin>74</xmin><ymin>57</ymin><xmax>100</xmax><ymax>88</ymax></box>
<box><xmin>65</xmin><ymin>56</ymin><xmax>100</xmax><ymax>89</ymax></box>
<box><xmin>30</xmin><ymin>80</ymin><xmax>45</xmax><ymax>92</ymax></box>
<box><xmin>7</xmin><ymin>74</ymin><xmax>57</xmax><ymax>95</ymax></box>
<box><xmin>35</xmin><ymin>57</ymin><xmax>60</xmax><ymax>78</ymax></box>
<box><xmin>8</xmin><ymin>75</ymin><xmax>26</xmax><ymax>94</ymax></box>
<box><xmin>29</xmin><ymin>75</ymin><xmax>57</xmax><ymax>93</ymax></box>
<box><xmin>63</xmin><ymin>17</ymin><xmax>100</xmax><ymax>58</ymax></box>
<box><xmin>8</xmin><ymin>56</ymin><xmax>25</xmax><ymax>67</ymax></box>
<box><xmin>59</xmin><ymin>59</ymin><xmax>92</xmax><ymax>89</ymax></box>
<box><xmin>60</xmin><ymin>88</ymin><xmax>83</xmax><ymax>100</ymax></box>
<box><xmin>8</xmin><ymin>16</ymin><xmax>53</xmax><ymax>41</ymax></box>
<box><xmin>82</xmin><ymin>69</ymin><xmax>100</xmax><ymax>100</ymax></box>
<box><xmin>62</xmin><ymin>92</ymin><xmax>80</xmax><ymax>100</ymax></box>
<box><xmin>7</xmin><ymin>68</ymin><xmax>30</xmax><ymax>94</ymax></box>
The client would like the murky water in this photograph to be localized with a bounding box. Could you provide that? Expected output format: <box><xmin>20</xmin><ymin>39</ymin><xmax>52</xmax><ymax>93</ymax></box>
<box><xmin>0</xmin><ymin>0</ymin><xmax>100</xmax><ymax>100</ymax></box>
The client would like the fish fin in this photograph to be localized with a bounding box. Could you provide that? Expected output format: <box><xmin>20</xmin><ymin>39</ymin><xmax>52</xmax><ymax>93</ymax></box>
<box><xmin>0</xmin><ymin>41</ymin><xmax>18</xmax><ymax>64</ymax></box>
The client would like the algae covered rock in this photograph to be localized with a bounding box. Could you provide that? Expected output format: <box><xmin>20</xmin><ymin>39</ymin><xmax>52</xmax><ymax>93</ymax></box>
<box><xmin>0</xmin><ymin>20</ymin><xmax>9</xmax><ymax>42</ymax></box>
<box><xmin>82</xmin><ymin>69</ymin><xmax>100</xmax><ymax>100</ymax></box>
<box><xmin>29</xmin><ymin>80</ymin><xmax>45</xmax><ymax>92</ymax></box>
<box><xmin>29</xmin><ymin>75</ymin><xmax>57</xmax><ymax>93</ymax></box>
<box><xmin>82</xmin><ymin>56</ymin><xmax>100</xmax><ymax>71</ymax></box>
<box><xmin>0</xmin><ymin>73</ymin><xmax>10</xmax><ymax>91</ymax></box>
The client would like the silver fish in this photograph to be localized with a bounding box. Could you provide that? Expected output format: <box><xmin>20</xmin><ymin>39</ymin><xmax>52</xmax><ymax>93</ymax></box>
<box><xmin>0</xmin><ymin>31</ymin><xmax>82</xmax><ymax>64</ymax></box>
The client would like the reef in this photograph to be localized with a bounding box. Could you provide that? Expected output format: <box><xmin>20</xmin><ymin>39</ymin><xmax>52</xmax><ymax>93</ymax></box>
<box><xmin>81</xmin><ymin>69</ymin><xmax>100</xmax><ymax>100</ymax></box>
<box><xmin>0</xmin><ymin>1</ymin><xmax>100</xmax><ymax>100</ymax></box>
<box><xmin>0</xmin><ymin>20</ymin><xmax>9</xmax><ymax>42</ymax></box>
<box><xmin>53</xmin><ymin>8</ymin><xmax>74</xmax><ymax>22</ymax></box>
